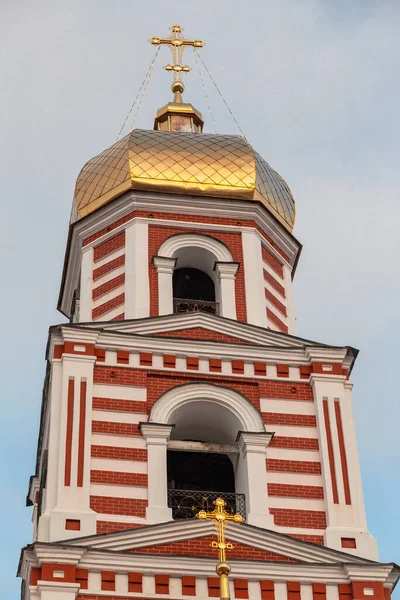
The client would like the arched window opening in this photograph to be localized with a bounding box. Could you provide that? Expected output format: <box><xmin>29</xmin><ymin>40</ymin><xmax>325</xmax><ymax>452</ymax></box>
<box><xmin>156</xmin><ymin>234</ymin><xmax>238</xmax><ymax>319</ymax></box>
<box><xmin>164</xmin><ymin>399</ymin><xmax>245</xmax><ymax>519</ymax></box>
<box><xmin>173</xmin><ymin>265</ymin><xmax>219</xmax><ymax>315</ymax></box>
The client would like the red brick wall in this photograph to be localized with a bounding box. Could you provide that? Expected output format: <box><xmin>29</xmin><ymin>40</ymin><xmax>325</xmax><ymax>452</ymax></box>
<box><xmin>128</xmin><ymin>535</ymin><xmax>298</xmax><ymax>562</ymax></box>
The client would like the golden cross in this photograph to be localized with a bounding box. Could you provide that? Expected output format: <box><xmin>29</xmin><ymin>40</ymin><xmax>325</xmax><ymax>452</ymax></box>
<box><xmin>196</xmin><ymin>498</ymin><xmax>244</xmax><ymax>600</ymax></box>
<box><xmin>150</xmin><ymin>25</ymin><xmax>204</xmax><ymax>88</ymax></box>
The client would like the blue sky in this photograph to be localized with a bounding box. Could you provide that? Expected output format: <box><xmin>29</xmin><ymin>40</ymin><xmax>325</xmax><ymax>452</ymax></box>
<box><xmin>1</xmin><ymin>0</ymin><xmax>399</xmax><ymax>597</ymax></box>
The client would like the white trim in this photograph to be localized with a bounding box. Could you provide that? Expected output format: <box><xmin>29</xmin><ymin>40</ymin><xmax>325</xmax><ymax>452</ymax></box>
<box><xmin>140</xmin><ymin>424</ymin><xmax>174</xmax><ymax>523</ymax></box>
<box><xmin>92</xmin><ymin>384</ymin><xmax>146</xmax><ymax>401</ymax></box>
<box><xmin>64</xmin><ymin>518</ymin><xmax>372</xmax><ymax>565</ymax></box>
<box><xmin>94</xmin><ymin>247</ymin><xmax>125</xmax><ymax>270</ymax></box>
<box><xmin>150</xmin><ymin>382</ymin><xmax>265</xmax><ymax>433</ymax></box>
<box><xmin>90</xmin><ymin>484</ymin><xmax>147</xmax><ymax>499</ymax></box>
<box><xmin>91</xmin><ymin>410</ymin><xmax>147</xmax><ymax>424</ymax></box>
<box><xmin>79</xmin><ymin>247</ymin><xmax>93</xmax><ymax>322</ymax></box>
<box><xmin>153</xmin><ymin>256</ymin><xmax>176</xmax><ymax>316</ymax></box>
<box><xmin>158</xmin><ymin>232</ymin><xmax>233</xmax><ymax>263</ymax></box>
<box><xmin>242</xmin><ymin>229</ymin><xmax>268</xmax><ymax>327</ymax></box>
<box><xmin>91</xmin><ymin>434</ymin><xmax>146</xmax><ymax>449</ymax></box>
<box><xmin>93</xmin><ymin>265</ymin><xmax>125</xmax><ymax>289</ymax></box>
<box><xmin>90</xmin><ymin>458</ymin><xmax>147</xmax><ymax>473</ymax></box>
<box><xmin>92</xmin><ymin>285</ymin><xmax>125</xmax><ymax>308</ymax></box>
<box><xmin>125</xmin><ymin>221</ymin><xmax>150</xmax><ymax>319</ymax></box>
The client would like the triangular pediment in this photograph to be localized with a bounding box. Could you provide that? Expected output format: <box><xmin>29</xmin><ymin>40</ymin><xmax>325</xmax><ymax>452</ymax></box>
<box><xmin>65</xmin><ymin>519</ymin><xmax>373</xmax><ymax>565</ymax></box>
<box><xmin>66</xmin><ymin>312</ymin><xmax>343</xmax><ymax>351</ymax></box>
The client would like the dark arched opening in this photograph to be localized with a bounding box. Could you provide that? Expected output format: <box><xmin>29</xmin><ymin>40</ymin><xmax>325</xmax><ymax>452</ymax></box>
<box><xmin>173</xmin><ymin>268</ymin><xmax>218</xmax><ymax>315</ymax></box>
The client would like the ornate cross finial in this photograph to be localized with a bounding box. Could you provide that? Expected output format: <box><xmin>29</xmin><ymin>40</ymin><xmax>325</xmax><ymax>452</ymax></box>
<box><xmin>150</xmin><ymin>25</ymin><xmax>204</xmax><ymax>101</ymax></box>
<box><xmin>197</xmin><ymin>498</ymin><xmax>244</xmax><ymax>600</ymax></box>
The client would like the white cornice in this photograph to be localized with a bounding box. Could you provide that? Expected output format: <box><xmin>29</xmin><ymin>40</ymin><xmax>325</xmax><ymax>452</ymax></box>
<box><xmin>60</xmin><ymin>326</ymin><xmax>100</xmax><ymax>345</ymax></box>
<box><xmin>54</xmin><ymin>313</ymin><xmax>351</xmax><ymax>367</ymax></box>
<box><xmin>33</xmin><ymin>545</ymin><xmax>86</xmax><ymax>564</ymax></box>
<box><xmin>344</xmin><ymin>564</ymin><xmax>394</xmax><ymax>582</ymax></box>
<box><xmin>74</xmin><ymin>312</ymin><xmax>335</xmax><ymax>350</ymax></box>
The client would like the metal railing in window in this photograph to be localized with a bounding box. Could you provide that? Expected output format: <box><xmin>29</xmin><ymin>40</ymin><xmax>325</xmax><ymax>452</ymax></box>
<box><xmin>173</xmin><ymin>297</ymin><xmax>220</xmax><ymax>316</ymax></box>
<box><xmin>167</xmin><ymin>489</ymin><xmax>245</xmax><ymax>520</ymax></box>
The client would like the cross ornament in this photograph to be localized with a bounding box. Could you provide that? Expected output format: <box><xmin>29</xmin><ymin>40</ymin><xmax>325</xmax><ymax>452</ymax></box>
<box><xmin>196</xmin><ymin>498</ymin><xmax>244</xmax><ymax>600</ymax></box>
<box><xmin>150</xmin><ymin>24</ymin><xmax>204</xmax><ymax>85</ymax></box>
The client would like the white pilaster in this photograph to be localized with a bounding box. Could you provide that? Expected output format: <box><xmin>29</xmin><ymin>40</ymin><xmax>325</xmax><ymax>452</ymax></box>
<box><xmin>125</xmin><ymin>221</ymin><xmax>150</xmax><ymax>318</ymax></box>
<box><xmin>140</xmin><ymin>423</ymin><xmax>174</xmax><ymax>523</ymax></box>
<box><xmin>37</xmin><ymin>581</ymin><xmax>79</xmax><ymax>600</ymax></box>
<box><xmin>79</xmin><ymin>247</ymin><xmax>93</xmax><ymax>322</ymax></box>
<box><xmin>42</xmin><ymin>340</ymin><xmax>97</xmax><ymax>542</ymax></box>
<box><xmin>283</xmin><ymin>264</ymin><xmax>296</xmax><ymax>334</ymax></box>
<box><xmin>241</xmin><ymin>230</ymin><xmax>268</xmax><ymax>327</ymax></box>
<box><xmin>38</xmin><ymin>361</ymin><xmax>63</xmax><ymax>541</ymax></box>
<box><xmin>311</xmin><ymin>374</ymin><xmax>378</xmax><ymax>559</ymax></box>
<box><xmin>236</xmin><ymin>432</ymin><xmax>274</xmax><ymax>528</ymax></box>
<box><xmin>214</xmin><ymin>262</ymin><xmax>239</xmax><ymax>319</ymax></box>
<box><xmin>153</xmin><ymin>256</ymin><xmax>176</xmax><ymax>316</ymax></box>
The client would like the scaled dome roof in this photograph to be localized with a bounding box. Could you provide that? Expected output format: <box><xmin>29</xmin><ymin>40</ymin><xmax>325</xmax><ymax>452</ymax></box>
<box><xmin>74</xmin><ymin>129</ymin><xmax>295</xmax><ymax>232</ymax></box>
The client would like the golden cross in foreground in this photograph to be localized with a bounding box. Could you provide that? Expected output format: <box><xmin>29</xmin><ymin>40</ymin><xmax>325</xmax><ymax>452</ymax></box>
<box><xmin>197</xmin><ymin>498</ymin><xmax>244</xmax><ymax>600</ymax></box>
<box><xmin>150</xmin><ymin>25</ymin><xmax>204</xmax><ymax>95</ymax></box>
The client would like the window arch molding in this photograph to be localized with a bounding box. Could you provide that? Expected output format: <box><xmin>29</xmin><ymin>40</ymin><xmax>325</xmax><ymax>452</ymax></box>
<box><xmin>149</xmin><ymin>382</ymin><xmax>265</xmax><ymax>433</ymax></box>
<box><xmin>153</xmin><ymin>233</ymin><xmax>239</xmax><ymax>319</ymax></box>
<box><xmin>157</xmin><ymin>232</ymin><xmax>233</xmax><ymax>263</ymax></box>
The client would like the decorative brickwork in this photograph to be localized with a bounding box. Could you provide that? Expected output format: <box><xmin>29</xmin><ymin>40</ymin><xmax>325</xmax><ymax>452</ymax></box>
<box><xmin>93</xmin><ymin>231</ymin><xmax>125</xmax><ymax>262</ymax></box>
<box><xmin>155</xmin><ymin>327</ymin><xmax>249</xmax><ymax>344</ymax></box>
<box><xmin>90</xmin><ymin>496</ymin><xmax>147</xmax><ymax>517</ymax></box>
<box><xmin>92</xmin><ymin>397</ymin><xmax>148</xmax><ymax>413</ymax></box>
<box><xmin>91</xmin><ymin>446</ymin><xmax>147</xmax><ymax>461</ymax></box>
<box><xmin>90</xmin><ymin>470</ymin><xmax>148</xmax><ymax>486</ymax></box>
<box><xmin>93</xmin><ymin>254</ymin><xmax>125</xmax><ymax>281</ymax></box>
<box><xmin>262</xmin><ymin>412</ymin><xmax>317</xmax><ymax>427</ymax></box>
<box><xmin>270</xmin><ymin>508</ymin><xmax>326</xmax><ymax>529</ymax></box>
<box><xmin>128</xmin><ymin>535</ymin><xmax>298</xmax><ymax>561</ymax></box>
<box><xmin>268</xmin><ymin>484</ymin><xmax>324</xmax><ymax>499</ymax></box>
<box><xmin>267</xmin><ymin>459</ymin><xmax>322</xmax><ymax>474</ymax></box>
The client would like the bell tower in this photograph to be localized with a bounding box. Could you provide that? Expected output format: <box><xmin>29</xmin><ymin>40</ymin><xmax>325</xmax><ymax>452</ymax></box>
<box><xmin>19</xmin><ymin>24</ymin><xmax>398</xmax><ymax>600</ymax></box>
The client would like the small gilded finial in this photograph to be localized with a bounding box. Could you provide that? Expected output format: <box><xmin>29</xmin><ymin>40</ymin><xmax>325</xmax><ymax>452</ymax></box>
<box><xmin>196</xmin><ymin>498</ymin><xmax>244</xmax><ymax>600</ymax></box>
<box><xmin>150</xmin><ymin>24</ymin><xmax>204</xmax><ymax>103</ymax></box>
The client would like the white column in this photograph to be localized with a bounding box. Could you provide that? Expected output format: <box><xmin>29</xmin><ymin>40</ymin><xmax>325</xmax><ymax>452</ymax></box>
<box><xmin>153</xmin><ymin>256</ymin><xmax>176</xmax><ymax>316</ymax></box>
<box><xmin>214</xmin><ymin>262</ymin><xmax>239</xmax><ymax>319</ymax></box>
<box><xmin>125</xmin><ymin>221</ymin><xmax>150</xmax><ymax>319</ymax></box>
<box><xmin>79</xmin><ymin>247</ymin><xmax>93</xmax><ymax>322</ymax></box>
<box><xmin>236</xmin><ymin>432</ymin><xmax>274</xmax><ymax>529</ymax></box>
<box><xmin>283</xmin><ymin>264</ymin><xmax>296</xmax><ymax>334</ymax></box>
<box><xmin>140</xmin><ymin>423</ymin><xmax>174</xmax><ymax>523</ymax></box>
<box><xmin>241</xmin><ymin>230</ymin><xmax>268</xmax><ymax>327</ymax></box>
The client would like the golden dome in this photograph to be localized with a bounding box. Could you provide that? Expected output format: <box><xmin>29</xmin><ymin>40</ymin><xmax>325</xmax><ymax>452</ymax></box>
<box><xmin>74</xmin><ymin>129</ymin><xmax>295</xmax><ymax>231</ymax></box>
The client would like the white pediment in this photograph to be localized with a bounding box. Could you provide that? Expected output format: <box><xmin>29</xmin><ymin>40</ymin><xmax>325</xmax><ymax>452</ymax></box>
<box><xmin>71</xmin><ymin>312</ymin><xmax>336</xmax><ymax>351</ymax></box>
<box><xmin>65</xmin><ymin>519</ymin><xmax>373</xmax><ymax>566</ymax></box>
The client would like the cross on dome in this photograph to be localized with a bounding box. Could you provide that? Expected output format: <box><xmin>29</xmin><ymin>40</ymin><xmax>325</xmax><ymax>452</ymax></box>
<box><xmin>150</xmin><ymin>24</ymin><xmax>204</xmax><ymax>101</ymax></box>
